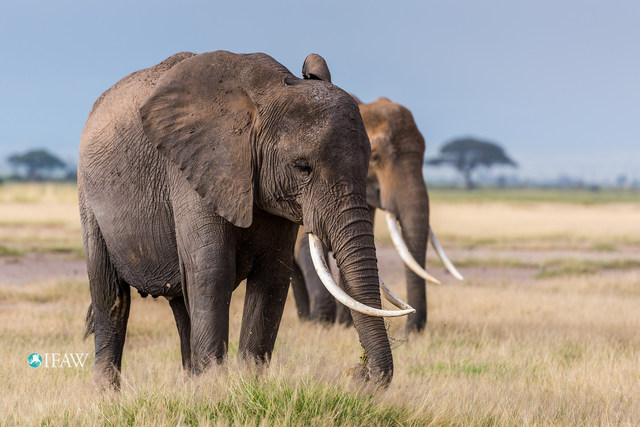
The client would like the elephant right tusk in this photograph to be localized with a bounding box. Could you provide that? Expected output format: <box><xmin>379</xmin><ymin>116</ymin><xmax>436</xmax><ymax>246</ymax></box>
<box><xmin>308</xmin><ymin>234</ymin><xmax>415</xmax><ymax>317</ymax></box>
<box><xmin>429</xmin><ymin>227</ymin><xmax>464</xmax><ymax>281</ymax></box>
<box><xmin>379</xmin><ymin>278</ymin><xmax>413</xmax><ymax>310</ymax></box>
<box><xmin>384</xmin><ymin>212</ymin><xmax>441</xmax><ymax>285</ymax></box>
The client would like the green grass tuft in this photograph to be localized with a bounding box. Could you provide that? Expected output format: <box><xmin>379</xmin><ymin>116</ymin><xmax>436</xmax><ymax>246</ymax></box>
<box><xmin>409</xmin><ymin>360</ymin><xmax>510</xmax><ymax>378</ymax></box>
<box><xmin>92</xmin><ymin>379</ymin><xmax>423</xmax><ymax>426</ymax></box>
<box><xmin>536</xmin><ymin>258</ymin><xmax>640</xmax><ymax>278</ymax></box>
<box><xmin>0</xmin><ymin>244</ymin><xmax>22</xmax><ymax>256</ymax></box>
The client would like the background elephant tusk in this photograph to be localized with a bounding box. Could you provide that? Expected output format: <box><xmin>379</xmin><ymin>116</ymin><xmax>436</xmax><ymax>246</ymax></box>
<box><xmin>379</xmin><ymin>278</ymin><xmax>413</xmax><ymax>310</ymax></box>
<box><xmin>384</xmin><ymin>212</ymin><xmax>441</xmax><ymax>285</ymax></box>
<box><xmin>429</xmin><ymin>228</ymin><xmax>464</xmax><ymax>280</ymax></box>
<box><xmin>308</xmin><ymin>234</ymin><xmax>415</xmax><ymax>317</ymax></box>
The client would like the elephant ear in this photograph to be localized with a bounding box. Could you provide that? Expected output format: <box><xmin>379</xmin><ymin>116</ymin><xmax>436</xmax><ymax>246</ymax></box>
<box><xmin>243</xmin><ymin>53</ymin><xmax>293</xmax><ymax>76</ymax></box>
<box><xmin>139</xmin><ymin>51</ymin><xmax>258</xmax><ymax>228</ymax></box>
<box><xmin>302</xmin><ymin>53</ymin><xmax>332</xmax><ymax>83</ymax></box>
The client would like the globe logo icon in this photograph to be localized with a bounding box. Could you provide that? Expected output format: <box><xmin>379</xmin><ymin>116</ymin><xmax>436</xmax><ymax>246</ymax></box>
<box><xmin>28</xmin><ymin>353</ymin><xmax>42</xmax><ymax>368</ymax></box>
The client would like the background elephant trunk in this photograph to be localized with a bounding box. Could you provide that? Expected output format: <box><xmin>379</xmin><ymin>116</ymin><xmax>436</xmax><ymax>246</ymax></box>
<box><xmin>394</xmin><ymin>170</ymin><xmax>431</xmax><ymax>333</ymax></box>
<box><xmin>320</xmin><ymin>203</ymin><xmax>393</xmax><ymax>383</ymax></box>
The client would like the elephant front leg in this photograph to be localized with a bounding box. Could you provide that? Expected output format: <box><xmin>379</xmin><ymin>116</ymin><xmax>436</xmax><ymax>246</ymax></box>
<box><xmin>238</xmin><ymin>266</ymin><xmax>290</xmax><ymax>363</ymax></box>
<box><xmin>238</xmin><ymin>225</ymin><xmax>297</xmax><ymax>363</ymax></box>
<box><xmin>185</xmin><ymin>262</ymin><xmax>234</xmax><ymax>373</ymax></box>
<box><xmin>169</xmin><ymin>296</ymin><xmax>191</xmax><ymax>371</ymax></box>
<box><xmin>174</xmin><ymin>195</ymin><xmax>237</xmax><ymax>374</ymax></box>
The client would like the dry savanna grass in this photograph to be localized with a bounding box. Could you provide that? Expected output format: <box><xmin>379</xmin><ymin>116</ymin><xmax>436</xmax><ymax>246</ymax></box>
<box><xmin>0</xmin><ymin>183</ymin><xmax>83</xmax><ymax>256</ymax></box>
<box><xmin>428</xmin><ymin>201</ymin><xmax>640</xmax><ymax>250</ymax></box>
<box><xmin>1</xmin><ymin>183</ymin><xmax>639</xmax><ymax>425</ymax></box>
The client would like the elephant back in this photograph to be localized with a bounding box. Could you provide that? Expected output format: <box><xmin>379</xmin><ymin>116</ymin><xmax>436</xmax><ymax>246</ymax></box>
<box><xmin>79</xmin><ymin>52</ymin><xmax>196</xmax><ymax>164</ymax></box>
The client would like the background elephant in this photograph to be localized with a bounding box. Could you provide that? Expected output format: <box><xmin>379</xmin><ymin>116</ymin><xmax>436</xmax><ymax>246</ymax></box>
<box><xmin>293</xmin><ymin>55</ymin><xmax>462</xmax><ymax>333</ymax></box>
<box><xmin>78</xmin><ymin>50</ymin><xmax>411</xmax><ymax>388</ymax></box>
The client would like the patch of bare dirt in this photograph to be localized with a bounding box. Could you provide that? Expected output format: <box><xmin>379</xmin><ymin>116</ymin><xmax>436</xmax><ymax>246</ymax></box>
<box><xmin>0</xmin><ymin>254</ymin><xmax>87</xmax><ymax>286</ymax></box>
<box><xmin>1</xmin><ymin>243</ymin><xmax>637</xmax><ymax>288</ymax></box>
<box><xmin>374</xmin><ymin>244</ymin><xmax>539</xmax><ymax>286</ymax></box>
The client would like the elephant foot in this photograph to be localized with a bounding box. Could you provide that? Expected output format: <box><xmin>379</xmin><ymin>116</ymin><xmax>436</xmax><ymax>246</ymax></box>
<box><xmin>93</xmin><ymin>363</ymin><xmax>122</xmax><ymax>391</ymax></box>
<box><xmin>190</xmin><ymin>353</ymin><xmax>228</xmax><ymax>376</ymax></box>
<box><xmin>405</xmin><ymin>320</ymin><xmax>426</xmax><ymax>335</ymax></box>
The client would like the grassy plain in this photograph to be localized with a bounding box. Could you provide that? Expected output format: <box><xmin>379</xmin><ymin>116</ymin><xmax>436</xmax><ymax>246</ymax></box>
<box><xmin>0</xmin><ymin>182</ymin><xmax>82</xmax><ymax>257</ymax></box>
<box><xmin>1</xmin><ymin>183</ymin><xmax>639</xmax><ymax>425</ymax></box>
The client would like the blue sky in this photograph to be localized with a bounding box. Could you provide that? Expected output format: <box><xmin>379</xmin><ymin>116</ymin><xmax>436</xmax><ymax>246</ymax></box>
<box><xmin>0</xmin><ymin>1</ymin><xmax>638</xmax><ymax>182</ymax></box>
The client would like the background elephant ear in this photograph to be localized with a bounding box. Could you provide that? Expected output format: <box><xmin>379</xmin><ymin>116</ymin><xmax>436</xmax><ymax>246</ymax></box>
<box><xmin>302</xmin><ymin>53</ymin><xmax>332</xmax><ymax>83</ymax></box>
<box><xmin>139</xmin><ymin>51</ymin><xmax>256</xmax><ymax>228</ymax></box>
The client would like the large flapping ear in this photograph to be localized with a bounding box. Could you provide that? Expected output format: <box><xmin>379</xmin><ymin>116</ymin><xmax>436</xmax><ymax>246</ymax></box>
<box><xmin>302</xmin><ymin>53</ymin><xmax>332</xmax><ymax>83</ymax></box>
<box><xmin>140</xmin><ymin>51</ymin><xmax>259</xmax><ymax>228</ymax></box>
<box><xmin>243</xmin><ymin>52</ymin><xmax>293</xmax><ymax>76</ymax></box>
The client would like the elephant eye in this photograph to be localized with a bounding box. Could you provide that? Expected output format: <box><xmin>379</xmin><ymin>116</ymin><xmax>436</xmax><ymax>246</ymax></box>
<box><xmin>293</xmin><ymin>160</ymin><xmax>312</xmax><ymax>175</ymax></box>
<box><xmin>370</xmin><ymin>152</ymin><xmax>381</xmax><ymax>165</ymax></box>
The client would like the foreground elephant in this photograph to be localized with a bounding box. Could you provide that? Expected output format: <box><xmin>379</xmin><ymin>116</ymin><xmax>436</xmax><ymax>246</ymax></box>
<box><xmin>292</xmin><ymin>55</ymin><xmax>462</xmax><ymax>333</ymax></box>
<box><xmin>79</xmin><ymin>51</ymin><xmax>413</xmax><ymax>388</ymax></box>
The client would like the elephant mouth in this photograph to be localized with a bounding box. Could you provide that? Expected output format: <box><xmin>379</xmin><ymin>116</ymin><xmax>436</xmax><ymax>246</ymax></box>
<box><xmin>383</xmin><ymin>211</ymin><xmax>464</xmax><ymax>282</ymax></box>
<box><xmin>307</xmin><ymin>233</ymin><xmax>415</xmax><ymax>317</ymax></box>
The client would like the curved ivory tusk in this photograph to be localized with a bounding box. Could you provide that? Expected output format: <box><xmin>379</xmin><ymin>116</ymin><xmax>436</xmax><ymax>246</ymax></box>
<box><xmin>384</xmin><ymin>212</ymin><xmax>441</xmax><ymax>285</ymax></box>
<box><xmin>429</xmin><ymin>228</ymin><xmax>464</xmax><ymax>281</ymax></box>
<box><xmin>308</xmin><ymin>234</ymin><xmax>415</xmax><ymax>317</ymax></box>
<box><xmin>379</xmin><ymin>278</ymin><xmax>413</xmax><ymax>310</ymax></box>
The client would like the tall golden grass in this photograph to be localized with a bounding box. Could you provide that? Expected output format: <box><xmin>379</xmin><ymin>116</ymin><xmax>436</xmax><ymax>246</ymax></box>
<box><xmin>1</xmin><ymin>183</ymin><xmax>639</xmax><ymax>425</ymax></box>
<box><xmin>0</xmin><ymin>183</ymin><xmax>82</xmax><ymax>255</ymax></box>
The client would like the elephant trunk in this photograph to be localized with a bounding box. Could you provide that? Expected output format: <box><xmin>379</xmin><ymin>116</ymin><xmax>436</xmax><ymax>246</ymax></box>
<box><xmin>328</xmin><ymin>203</ymin><xmax>393</xmax><ymax>384</ymax></box>
<box><xmin>396</xmin><ymin>173</ymin><xmax>430</xmax><ymax>333</ymax></box>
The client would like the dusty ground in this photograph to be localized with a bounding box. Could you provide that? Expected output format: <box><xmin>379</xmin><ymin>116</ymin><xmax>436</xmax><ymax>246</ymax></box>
<box><xmin>3</xmin><ymin>241</ymin><xmax>637</xmax><ymax>289</ymax></box>
<box><xmin>1</xmin><ymin>253</ymin><xmax>87</xmax><ymax>286</ymax></box>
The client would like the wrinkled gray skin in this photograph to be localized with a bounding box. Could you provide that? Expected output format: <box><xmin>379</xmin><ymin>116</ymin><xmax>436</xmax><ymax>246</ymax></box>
<box><xmin>78</xmin><ymin>51</ymin><xmax>393</xmax><ymax>388</ymax></box>
<box><xmin>292</xmin><ymin>55</ymin><xmax>431</xmax><ymax>333</ymax></box>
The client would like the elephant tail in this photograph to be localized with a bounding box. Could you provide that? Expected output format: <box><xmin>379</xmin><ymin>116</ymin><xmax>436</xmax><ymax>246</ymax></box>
<box><xmin>83</xmin><ymin>303</ymin><xmax>95</xmax><ymax>340</ymax></box>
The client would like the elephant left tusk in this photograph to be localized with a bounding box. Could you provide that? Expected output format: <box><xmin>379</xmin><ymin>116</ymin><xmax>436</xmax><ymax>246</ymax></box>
<box><xmin>384</xmin><ymin>211</ymin><xmax>441</xmax><ymax>285</ymax></box>
<box><xmin>429</xmin><ymin>227</ymin><xmax>464</xmax><ymax>281</ymax></box>
<box><xmin>308</xmin><ymin>233</ymin><xmax>415</xmax><ymax>317</ymax></box>
<box><xmin>379</xmin><ymin>278</ymin><xmax>413</xmax><ymax>310</ymax></box>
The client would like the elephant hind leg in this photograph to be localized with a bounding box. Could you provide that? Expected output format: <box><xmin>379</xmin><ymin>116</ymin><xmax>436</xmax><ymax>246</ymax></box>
<box><xmin>91</xmin><ymin>282</ymin><xmax>131</xmax><ymax>389</ymax></box>
<box><xmin>169</xmin><ymin>296</ymin><xmax>192</xmax><ymax>371</ymax></box>
<box><xmin>81</xmin><ymin>201</ymin><xmax>131</xmax><ymax>389</ymax></box>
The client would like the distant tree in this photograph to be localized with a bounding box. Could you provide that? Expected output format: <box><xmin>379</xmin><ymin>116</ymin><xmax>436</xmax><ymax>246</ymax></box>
<box><xmin>7</xmin><ymin>149</ymin><xmax>67</xmax><ymax>180</ymax></box>
<box><xmin>426</xmin><ymin>137</ymin><xmax>517</xmax><ymax>189</ymax></box>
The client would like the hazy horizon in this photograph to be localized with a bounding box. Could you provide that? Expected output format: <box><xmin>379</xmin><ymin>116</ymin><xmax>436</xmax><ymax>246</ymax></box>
<box><xmin>1</xmin><ymin>1</ymin><xmax>638</xmax><ymax>183</ymax></box>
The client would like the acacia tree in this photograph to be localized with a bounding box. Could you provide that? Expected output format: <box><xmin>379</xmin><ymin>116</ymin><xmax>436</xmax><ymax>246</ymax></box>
<box><xmin>426</xmin><ymin>137</ymin><xmax>517</xmax><ymax>189</ymax></box>
<box><xmin>7</xmin><ymin>149</ymin><xmax>67</xmax><ymax>180</ymax></box>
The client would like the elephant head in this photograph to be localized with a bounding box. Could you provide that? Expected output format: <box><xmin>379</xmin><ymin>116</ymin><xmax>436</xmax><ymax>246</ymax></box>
<box><xmin>361</xmin><ymin>98</ymin><xmax>431</xmax><ymax>331</ymax></box>
<box><xmin>138</xmin><ymin>51</ymin><xmax>411</xmax><ymax>382</ymax></box>
<box><xmin>362</xmin><ymin>98</ymin><xmax>463</xmax><ymax>331</ymax></box>
<box><xmin>297</xmin><ymin>55</ymin><xmax>462</xmax><ymax>333</ymax></box>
